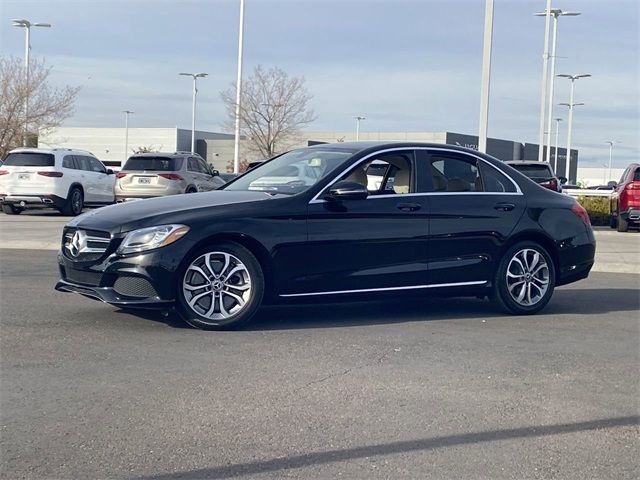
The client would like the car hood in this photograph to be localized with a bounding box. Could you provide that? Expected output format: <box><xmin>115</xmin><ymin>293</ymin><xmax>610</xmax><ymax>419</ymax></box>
<box><xmin>66</xmin><ymin>190</ymin><xmax>276</xmax><ymax>233</ymax></box>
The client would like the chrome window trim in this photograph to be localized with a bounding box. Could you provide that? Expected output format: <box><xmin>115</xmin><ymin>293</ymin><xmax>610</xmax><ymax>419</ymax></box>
<box><xmin>279</xmin><ymin>280</ymin><xmax>487</xmax><ymax>298</ymax></box>
<box><xmin>309</xmin><ymin>146</ymin><xmax>522</xmax><ymax>204</ymax></box>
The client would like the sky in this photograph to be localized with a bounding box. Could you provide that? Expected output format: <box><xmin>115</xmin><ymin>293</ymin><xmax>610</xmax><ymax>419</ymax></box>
<box><xmin>1</xmin><ymin>0</ymin><xmax>639</xmax><ymax>167</ymax></box>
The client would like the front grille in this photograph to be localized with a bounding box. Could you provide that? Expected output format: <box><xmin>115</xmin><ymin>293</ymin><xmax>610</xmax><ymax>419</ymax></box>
<box><xmin>64</xmin><ymin>268</ymin><xmax>103</xmax><ymax>286</ymax></box>
<box><xmin>113</xmin><ymin>276</ymin><xmax>158</xmax><ymax>298</ymax></box>
<box><xmin>63</xmin><ymin>228</ymin><xmax>111</xmax><ymax>261</ymax></box>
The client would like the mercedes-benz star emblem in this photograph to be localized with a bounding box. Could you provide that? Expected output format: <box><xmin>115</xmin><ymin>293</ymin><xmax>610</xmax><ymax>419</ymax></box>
<box><xmin>66</xmin><ymin>230</ymin><xmax>87</xmax><ymax>258</ymax></box>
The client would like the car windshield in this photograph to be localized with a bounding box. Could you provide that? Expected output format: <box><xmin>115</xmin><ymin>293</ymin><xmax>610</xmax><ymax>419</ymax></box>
<box><xmin>3</xmin><ymin>152</ymin><xmax>55</xmax><ymax>167</ymax></box>
<box><xmin>223</xmin><ymin>148</ymin><xmax>354</xmax><ymax>195</ymax></box>
<box><xmin>123</xmin><ymin>156</ymin><xmax>182</xmax><ymax>171</ymax></box>
<box><xmin>510</xmin><ymin>164</ymin><xmax>553</xmax><ymax>178</ymax></box>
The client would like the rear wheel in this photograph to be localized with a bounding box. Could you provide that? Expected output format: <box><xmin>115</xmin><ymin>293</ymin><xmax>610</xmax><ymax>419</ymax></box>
<box><xmin>185</xmin><ymin>186</ymin><xmax>197</xmax><ymax>194</ymax></box>
<box><xmin>62</xmin><ymin>188</ymin><xmax>83</xmax><ymax>216</ymax></box>
<box><xmin>492</xmin><ymin>242</ymin><xmax>555</xmax><ymax>315</ymax></box>
<box><xmin>617</xmin><ymin>213</ymin><xmax>629</xmax><ymax>232</ymax></box>
<box><xmin>177</xmin><ymin>242</ymin><xmax>264</xmax><ymax>330</ymax></box>
<box><xmin>1</xmin><ymin>204</ymin><xmax>23</xmax><ymax>215</ymax></box>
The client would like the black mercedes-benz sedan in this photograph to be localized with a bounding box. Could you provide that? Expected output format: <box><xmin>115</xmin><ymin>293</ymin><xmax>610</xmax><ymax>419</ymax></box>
<box><xmin>55</xmin><ymin>142</ymin><xmax>596</xmax><ymax>330</ymax></box>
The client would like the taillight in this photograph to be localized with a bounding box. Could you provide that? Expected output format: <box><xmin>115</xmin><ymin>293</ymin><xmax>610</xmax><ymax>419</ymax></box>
<box><xmin>116</xmin><ymin>172</ymin><xmax>127</xmax><ymax>179</ymax></box>
<box><xmin>37</xmin><ymin>171</ymin><xmax>63</xmax><ymax>177</ymax></box>
<box><xmin>571</xmin><ymin>202</ymin><xmax>591</xmax><ymax>226</ymax></box>
<box><xmin>540</xmin><ymin>179</ymin><xmax>558</xmax><ymax>191</ymax></box>
<box><xmin>626</xmin><ymin>182</ymin><xmax>640</xmax><ymax>190</ymax></box>
<box><xmin>0</xmin><ymin>170</ymin><xmax>9</xmax><ymax>176</ymax></box>
<box><xmin>158</xmin><ymin>173</ymin><xmax>183</xmax><ymax>181</ymax></box>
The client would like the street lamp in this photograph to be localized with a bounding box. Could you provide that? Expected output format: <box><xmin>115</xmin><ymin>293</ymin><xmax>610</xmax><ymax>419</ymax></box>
<box><xmin>534</xmin><ymin>8</ymin><xmax>580</xmax><ymax>163</ymax></box>
<box><xmin>233</xmin><ymin>0</ymin><xmax>246</xmax><ymax>173</ymax></box>
<box><xmin>179</xmin><ymin>72</ymin><xmax>208</xmax><ymax>153</ymax></box>
<box><xmin>605</xmin><ymin>140</ymin><xmax>620</xmax><ymax>183</ymax></box>
<box><xmin>12</xmin><ymin>18</ymin><xmax>51</xmax><ymax>146</ymax></box>
<box><xmin>478</xmin><ymin>0</ymin><xmax>494</xmax><ymax>154</ymax></box>
<box><xmin>557</xmin><ymin>73</ymin><xmax>590</xmax><ymax>180</ymax></box>
<box><xmin>536</xmin><ymin>0</ymin><xmax>552</xmax><ymax>162</ymax></box>
<box><xmin>123</xmin><ymin>110</ymin><xmax>134</xmax><ymax>163</ymax></box>
<box><xmin>553</xmin><ymin>117</ymin><xmax>562</xmax><ymax>172</ymax></box>
<box><xmin>353</xmin><ymin>116</ymin><xmax>366</xmax><ymax>141</ymax></box>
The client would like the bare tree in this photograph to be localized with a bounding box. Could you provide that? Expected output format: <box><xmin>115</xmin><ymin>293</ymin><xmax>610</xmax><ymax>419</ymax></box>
<box><xmin>0</xmin><ymin>56</ymin><xmax>81</xmax><ymax>158</ymax></box>
<box><xmin>221</xmin><ymin>65</ymin><xmax>316</xmax><ymax>159</ymax></box>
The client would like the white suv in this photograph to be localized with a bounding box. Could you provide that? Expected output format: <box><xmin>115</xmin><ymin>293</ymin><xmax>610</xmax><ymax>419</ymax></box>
<box><xmin>0</xmin><ymin>148</ymin><xmax>116</xmax><ymax>215</ymax></box>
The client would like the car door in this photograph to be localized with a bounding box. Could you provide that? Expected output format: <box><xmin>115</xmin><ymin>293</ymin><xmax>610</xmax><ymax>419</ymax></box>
<box><xmin>87</xmin><ymin>156</ymin><xmax>114</xmax><ymax>203</ymax></box>
<box><xmin>297</xmin><ymin>149</ymin><xmax>430</xmax><ymax>296</ymax></box>
<box><xmin>196</xmin><ymin>158</ymin><xmax>220</xmax><ymax>191</ymax></box>
<box><xmin>72</xmin><ymin>155</ymin><xmax>97</xmax><ymax>202</ymax></box>
<box><xmin>423</xmin><ymin>149</ymin><xmax>526</xmax><ymax>285</ymax></box>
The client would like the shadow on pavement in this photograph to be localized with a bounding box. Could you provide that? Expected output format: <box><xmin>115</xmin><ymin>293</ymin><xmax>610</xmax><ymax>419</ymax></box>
<box><xmin>138</xmin><ymin>415</ymin><xmax>639</xmax><ymax>480</ymax></box>
<box><xmin>125</xmin><ymin>287</ymin><xmax>640</xmax><ymax>331</ymax></box>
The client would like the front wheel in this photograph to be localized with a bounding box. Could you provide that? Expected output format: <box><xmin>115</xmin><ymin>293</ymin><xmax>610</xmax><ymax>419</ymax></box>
<box><xmin>492</xmin><ymin>242</ymin><xmax>556</xmax><ymax>315</ymax></box>
<box><xmin>1</xmin><ymin>204</ymin><xmax>23</xmax><ymax>215</ymax></box>
<box><xmin>177</xmin><ymin>242</ymin><xmax>264</xmax><ymax>330</ymax></box>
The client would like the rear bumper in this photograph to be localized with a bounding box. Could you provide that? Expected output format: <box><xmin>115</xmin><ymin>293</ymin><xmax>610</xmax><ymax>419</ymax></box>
<box><xmin>0</xmin><ymin>194</ymin><xmax>65</xmax><ymax>209</ymax></box>
<box><xmin>556</xmin><ymin>228</ymin><xmax>596</xmax><ymax>287</ymax></box>
<box><xmin>620</xmin><ymin>208</ymin><xmax>640</xmax><ymax>222</ymax></box>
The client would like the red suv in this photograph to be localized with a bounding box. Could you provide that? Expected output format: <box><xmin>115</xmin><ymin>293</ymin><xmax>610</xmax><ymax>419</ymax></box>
<box><xmin>610</xmin><ymin>163</ymin><xmax>640</xmax><ymax>232</ymax></box>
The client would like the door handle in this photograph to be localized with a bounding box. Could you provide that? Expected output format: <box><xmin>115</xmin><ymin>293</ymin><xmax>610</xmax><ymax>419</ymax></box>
<box><xmin>494</xmin><ymin>202</ymin><xmax>516</xmax><ymax>212</ymax></box>
<box><xmin>396</xmin><ymin>202</ymin><xmax>422</xmax><ymax>212</ymax></box>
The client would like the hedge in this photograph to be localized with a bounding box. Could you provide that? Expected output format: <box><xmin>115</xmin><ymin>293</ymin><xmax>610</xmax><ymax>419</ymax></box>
<box><xmin>576</xmin><ymin>196</ymin><xmax>611</xmax><ymax>226</ymax></box>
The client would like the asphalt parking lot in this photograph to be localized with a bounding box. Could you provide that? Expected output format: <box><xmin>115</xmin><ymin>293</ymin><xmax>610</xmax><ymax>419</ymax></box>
<box><xmin>1</xmin><ymin>212</ymin><xmax>639</xmax><ymax>479</ymax></box>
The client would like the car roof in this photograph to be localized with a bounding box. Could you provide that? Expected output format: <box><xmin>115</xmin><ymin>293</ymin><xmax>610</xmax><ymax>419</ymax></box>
<box><xmin>303</xmin><ymin>141</ymin><xmax>496</xmax><ymax>157</ymax></box>
<box><xmin>127</xmin><ymin>152</ymin><xmax>202</xmax><ymax>158</ymax></box>
<box><xmin>8</xmin><ymin>147</ymin><xmax>96</xmax><ymax>156</ymax></box>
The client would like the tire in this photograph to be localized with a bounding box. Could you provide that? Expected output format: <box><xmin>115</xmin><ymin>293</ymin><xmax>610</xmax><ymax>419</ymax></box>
<box><xmin>185</xmin><ymin>186</ymin><xmax>197</xmax><ymax>194</ymax></box>
<box><xmin>62</xmin><ymin>187</ymin><xmax>83</xmax><ymax>216</ymax></box>
<box><xmin>492</xmin><ymin>241</ymin><xmax>556</xmax><ymax>315</ymax></box>
<box><xmin>1</xmin><ymin>204</ymin><xmax>23</xmax><ymax>215</ymax></box>
<box><xmin>617</xmin><ymin>213</ymin><xmax>629</xmax><ymax>232</ymax></box>
<box><xmin>177</xmin><ymin>242</ymin><xmax>264</xmax><ymax>330</ymax></box>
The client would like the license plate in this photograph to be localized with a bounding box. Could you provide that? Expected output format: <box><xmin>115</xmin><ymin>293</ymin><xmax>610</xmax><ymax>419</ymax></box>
<box><xmin>18</xmin><ymin>173</ymin><xmax>31</xmax><ymax>180</ymax></box>
<box><xmin>138</xmin><ymin>177</ymin><xmax>151</xmax><ymax>184</ymax></box>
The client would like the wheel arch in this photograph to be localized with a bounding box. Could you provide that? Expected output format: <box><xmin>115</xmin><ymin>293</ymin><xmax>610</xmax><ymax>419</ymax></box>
<box><xmin>499</xmin><ymin>230</ymin><xmax>560</xmax><ymax>278</ymax></box>
<box><xmin>182</xmin><ymin>232</ymin><xmax>276</xmax><ymax>301</ymax></box>
<box><xmin>66</xmin><ymin>182</ymin><xmax>84</xmax><ymax>198</ymax></box>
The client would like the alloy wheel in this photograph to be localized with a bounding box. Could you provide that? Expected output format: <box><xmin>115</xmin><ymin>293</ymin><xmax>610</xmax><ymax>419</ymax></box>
<box><xmin>182</xmin><ymin>251</ymin><xmax>252</xmax><ymax>320</ymax></box>
<box><xmin>505</xmin><ymin>248</ymin><xmax>549</xmax><ymax>307</ymax></box>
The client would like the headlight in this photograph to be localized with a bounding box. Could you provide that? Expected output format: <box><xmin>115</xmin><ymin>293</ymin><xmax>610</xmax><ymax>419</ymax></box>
<box><xmin>117</xmin><ymin>224</ymin><xmax>190</xmax><ymax>255</ymax></box>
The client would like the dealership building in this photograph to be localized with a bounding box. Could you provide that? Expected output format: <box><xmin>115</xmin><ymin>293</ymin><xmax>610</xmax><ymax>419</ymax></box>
<box><xmin>38</xmin><ymin>127</ymin><xmax>580</xmax><ymax>182</ymax></box>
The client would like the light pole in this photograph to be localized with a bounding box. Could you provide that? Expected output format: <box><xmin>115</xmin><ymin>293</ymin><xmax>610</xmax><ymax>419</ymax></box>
<box><xmin>534</xmin><ymin>8</ymin><xmax>580</xmax><ymax>163</ymax></box>
<box><xmin>353</xmin><ymin>116</ymin><xmax>366</xmax><ymax>141</ymax></box>
<box><xmin>12</xmin><ymin>19</ymin><xmax>51</xmax><ymax>146</ymax></box>
<box><xmin>553</xmin><ymin>117</ymin><xmax>562</xmax><ymax>172</ymax></box>
<box><xmin>536</xmin><ymin>0</ymin><xmax>552</xmax><ymax>162</ymax></box>
<box><xmin>605</xmin><ymin>141</ymin><xmax>620</xmax><ymax>183</ymax></box>
<box><xmin>233</xmin><ymin>0</ymin><xmax>246</xmax><ymax>173</ymax></box>
<box><xmin>179</xmin><ymin>72</ymin><xmax>208</xmax><ymax>153</ymax></box>
<box><xmin>478</xmin><ymin>0</ymin><xmax>494</xmax><ymax>154</ymax></box>
<box><xmin>557</xmin><ymin>73</ymin><xmax>590</xmax><ymax>180</ymax></box>
<box><xmin>123</xmin><ymin>110</ymin><xmax>134</xmax><ymax>163</ymax></box>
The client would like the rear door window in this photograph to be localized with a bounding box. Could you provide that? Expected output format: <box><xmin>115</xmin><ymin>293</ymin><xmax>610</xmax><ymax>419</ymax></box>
<box><xmin>479</xmin><ymin>163</ymin><xmax>518</xmax><ymax>193</ymax></box>
<box><xmin>123</xmin><ymin>157</ymin><xmax>182</xmax><ymax>171</ymax></box>
<box><xmin>429</xmin><ymin>154</ymin><xmax>481</xmax><ymax>192</ymax></box>
<box><xmin>3</xmin><ymin>152</ymin><xmax>55</xmax><ymax>167</ymax></box>
<box><xmin>62</xmin><ymin>155</ymin><xmax>77</xmax><ymax>169</ymax></box>
<box><xmin>73</xmin><ymin>155</ymin><xmax>91</xmax><ymax>171</ymax></box>
<box><xmin>87</xmin><ymin>157</ymin><xmax>106</xmax><ymax>173</ymax></box>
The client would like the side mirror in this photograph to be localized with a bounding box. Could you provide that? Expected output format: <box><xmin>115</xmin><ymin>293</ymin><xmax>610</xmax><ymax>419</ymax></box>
<box><xmin>325</xmin><ymin>181</ymin><xmax>368</xmax><ymax>201</ymax></box>
<box><xmin>558</xmin><ymin>176</ymin><xmax>568</xmax><ymax>185</ymax></box>
<box><xmin>211</xmin><ymin>169</ymin><xmax>219</xmax><ymax>177</ymax></box>
<box><xmin>607</xmin><ymin>180</ymin><xmax>617</xmax><ymax>188</ymax></box>
<box><xmin>106</xmin><ymin>169</ymin><xmax>114</xmax><ymax>175</ymax></box>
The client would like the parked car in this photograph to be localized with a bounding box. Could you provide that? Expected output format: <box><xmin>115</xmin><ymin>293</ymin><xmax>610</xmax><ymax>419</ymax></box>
<box><xmin>560</xmin><ymin>184</ymin><xmax>582</xmax><ymax>191</ymax></box>
<box><xmin>0</xmin><ymin>148</ymin><xmax>115</xmax><ymax>215</ymax></box>
<box><xmin>56</xmin><ymin>142</ymin><xmax>595</xmax><ymax>330</ymax></box>
<box><xmin>114</xmin><ymin>152</ymin><xmax>225</xmax><ymax>202</ymax></box>
<box><xmin>505</xmin><ymin>160</ymin><xmax>563</xmax><ymax>192</ymax></box>
<box><xmin>218</xmin><ymin>172</ymin><xmax>241</xmax><ymax>183</ymax></box>
<box><xmin>610</xmin><ymin>163</ymin><xmax>640</xmax><ymax>232</ymax></box>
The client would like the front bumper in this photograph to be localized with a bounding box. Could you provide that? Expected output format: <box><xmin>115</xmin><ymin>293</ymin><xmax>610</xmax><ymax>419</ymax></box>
<box><xmin>1</xmin><ymin>194</ymin><xmax>65</xmax><ymax>209</ymax></box>
<box><xmin>55</xmin><ymin>238</ymin><xmax>193</xmax><ymax>309</ymax></box>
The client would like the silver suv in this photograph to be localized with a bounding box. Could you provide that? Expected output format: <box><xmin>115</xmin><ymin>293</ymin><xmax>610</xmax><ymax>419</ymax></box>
<box><xmin>115</xmin><ymin>152</ymin><xmax>225</xmax><ymax>202</ymax></box>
